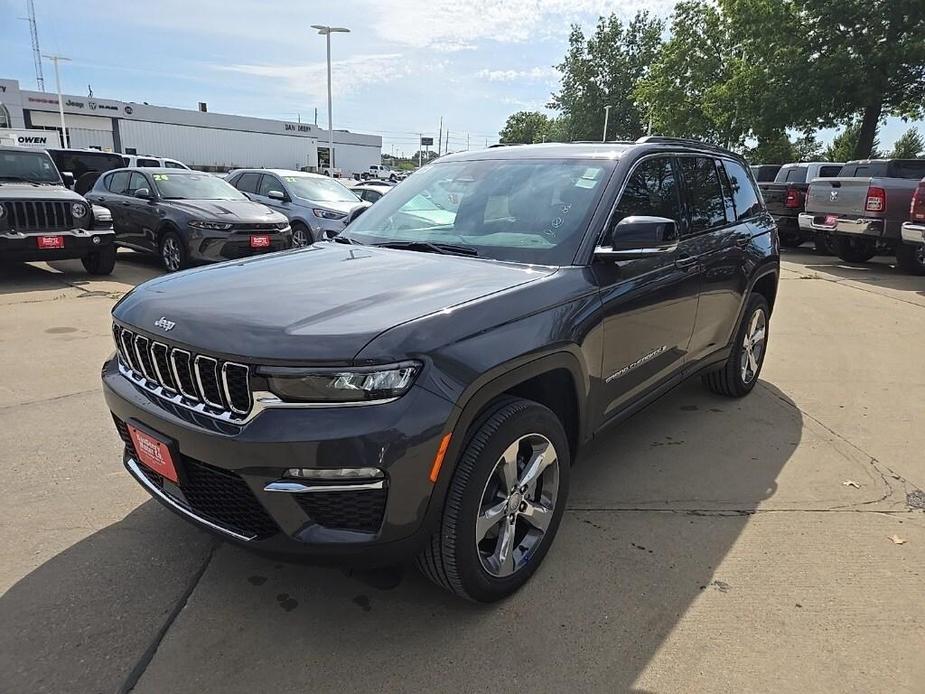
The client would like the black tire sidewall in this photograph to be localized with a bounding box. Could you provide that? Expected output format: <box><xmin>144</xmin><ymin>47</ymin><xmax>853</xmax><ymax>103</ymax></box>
<box><xmin>81</xmin><ymin>243</ymin><xmax>116</xmax><ymax>274</ymax></box>
<box><xmin>447</xmin><ymin>402</ymin><xmax>570</xmax><ymax>601</ymax></box>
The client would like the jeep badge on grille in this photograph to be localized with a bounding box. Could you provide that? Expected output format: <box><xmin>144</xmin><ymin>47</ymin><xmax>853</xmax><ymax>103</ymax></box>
<box><xmin>154</xmin><ymin>316</ymin><xmax>176</xmax><ymax>332</ymax></box>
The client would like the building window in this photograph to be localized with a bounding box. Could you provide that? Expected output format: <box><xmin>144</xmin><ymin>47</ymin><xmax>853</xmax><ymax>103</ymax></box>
<box><xmin>0</xmin><ymin>104</ymin><xmax>11</xmax><ymax>129</ymax></box>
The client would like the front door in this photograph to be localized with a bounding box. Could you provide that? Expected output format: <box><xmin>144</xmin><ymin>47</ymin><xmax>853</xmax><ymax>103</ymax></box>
<box><xmin>594</xmin><ymin>155</ymin><xmax>701</xmax><ymax>424</ymax></box>
<box><xmin>122</xmin><ymin>171</ymin><xmax>158</xmax><ymax>251</ymax></box>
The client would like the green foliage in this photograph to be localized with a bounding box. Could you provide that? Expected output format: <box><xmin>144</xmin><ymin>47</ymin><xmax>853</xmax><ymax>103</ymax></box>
<box><xmin>499</xmin><ymin>111</ymin><xmax>555</xmax><ymax>144</ymax></box>
<box><xmin>548</xmin><ymin>12</ymin><xmax>663</xmax><ymax>141</ymax></box>
<box><xmin>889</xmin><ymin>128</ymin><xmax>925</xmax><ymax>159</ymax></box>
<box><xmin>746</xmin><ymin>132</ymin><xmax>824</xmax><ymax>164</ymax></box>
<box><xmin>824</xmin><ymin>122</ymin><xmax>882</xmax><ymax>162</ymax></box>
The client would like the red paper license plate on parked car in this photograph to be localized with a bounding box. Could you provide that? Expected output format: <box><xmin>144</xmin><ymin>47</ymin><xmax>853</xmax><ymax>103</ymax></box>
<box><xmin>36</xmin><ymin>236</ymin><xmax>65</xmax><ymax>249</ymax></box>
<box><xmin>127</xmin><ymin>424</ymin><xmax>179</xmax><ymax>483</ymax></box>
<box><xmin>824</xmin><ymin>214</ymin><xmax>838</xmax><ymax>227</ymax></box>
<box><xmin>250</xmin><ymin>234</ymin><xmax>271</xmax><ymax>248</ymax></box>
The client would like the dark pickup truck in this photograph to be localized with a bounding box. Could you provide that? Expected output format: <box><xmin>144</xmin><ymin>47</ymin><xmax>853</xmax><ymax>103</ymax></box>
<box><xmin>800</xmin><ymin>159</ymin><xmax>925</xmax><ymax>272</ymax></box>
<box><xmin>758</xmin><ymin>162</ymin><xmax>843</xmax><ymax>249</ymax></box>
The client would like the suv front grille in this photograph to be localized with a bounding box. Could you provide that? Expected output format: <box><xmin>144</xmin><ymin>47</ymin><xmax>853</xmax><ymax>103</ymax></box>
<box><xmin>2</xmin><ymin>200</ymin><xmax>74</xmax><ymax>231</ymax></box>
<box><xmin>113</xmin><ymin>323</ymin><xmax>252</xmax><ymax>420</ymax></box>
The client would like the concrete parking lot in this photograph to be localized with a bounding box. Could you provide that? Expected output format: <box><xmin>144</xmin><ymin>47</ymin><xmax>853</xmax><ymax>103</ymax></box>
<box><xmin>1</xmin><ymin>248</ymin><xmax>924</xmax><ymax>693</ymax></box>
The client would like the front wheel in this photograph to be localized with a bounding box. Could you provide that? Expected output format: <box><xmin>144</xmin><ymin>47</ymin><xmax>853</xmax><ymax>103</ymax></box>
<box><xmin>702</xmin><ymin>293</ymin><xmax>770</xmax><ymax>397</ymax></box>
<box><xmin>159</xmin><ymin>231</ymin><xmax>188</xmax><ymax>273</ymax></box>
<box><xmin>81</xmin><ymin>244</ymin><xmax>116</xmax><ymax>275</ymax></box>
<box><xmin>290</xmin><ymin>222</ymin><xmax>312</xmax><ymax>248</ymax></box>
<box><xmin>834</xmin><ymin>235</ymin><xmax>876</xmax><ymax>263</ymax></box>
<box><xmin>895</xmin><ymin>242</ymin><xmax>925</xmax><ymax>276</ymax></box>
<box><xmin>417</xmin><ymin>399</ymin><xmax>570</xmax><ymax>602</ymax></box>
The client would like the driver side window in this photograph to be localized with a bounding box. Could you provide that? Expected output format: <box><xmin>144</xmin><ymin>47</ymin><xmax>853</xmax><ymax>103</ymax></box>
<box><xmin>603</xmin><ymin>157</ymin><xmax>680</xmax><ymax>246</ymax></box>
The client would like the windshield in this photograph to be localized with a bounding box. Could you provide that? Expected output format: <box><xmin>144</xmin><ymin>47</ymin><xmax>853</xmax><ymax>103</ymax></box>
<box><xmin>344</xmin><ymin>159</ymin><xmax>611</xmax><ymax>265</ymax></box>
<box><xmin>283</xmin><ymin>175</ymin><xmax>359</xmax><ymax>203</ymax></box>
<box><xmin>152</xmin><ymin>173</ymin><xmax>246</xmax><ymax>200</ymax></box>
<box><xmin>0</xmin><ymin>150</ymin><xmax>61</xmax><ymax>184</ymax></box>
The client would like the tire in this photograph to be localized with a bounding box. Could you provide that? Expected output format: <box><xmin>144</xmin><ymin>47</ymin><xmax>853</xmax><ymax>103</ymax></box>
<box><xmin>834</xmin><ymin>235</ymin><xmax>876</xmax><ymax>263</ymax></box>
<box><xmin>895</xmin><ymin>242</ymin><xmax>925</xmax><ymax>276</ymax></box>
<box><xmin>80</xmin><ymin>243</ymin><xmax>116</xmax><ymax>275</ymax></box>
<box><xmin>702</xmin><ymin>293</ymin><xmax>770</xmax><ymax>398</ymax></box>
<box><xmin>814</xmin><ymin>233</ymin><xmax>835</xmax><ymax>255</ymax></box>
<box><xmin>290</xmin><ymin>222</ymin><xmax>312</xmax><ymax>247</ymax></box>
<box><xmin>416</xmin><ymin>398</ymin><xmax>570</xmax><ymax>602</ymax></box>
<box><xmin>159</xmin><ymin>230</ymin><xmax>188</xmax><ymax>273</ymax></box>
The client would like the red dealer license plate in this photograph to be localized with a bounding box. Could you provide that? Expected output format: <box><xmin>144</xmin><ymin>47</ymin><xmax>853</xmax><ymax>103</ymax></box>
<box><xmin>36</xmin><ymin>236</ymin><xmax>65</xmax><ymax>249</ymax></box>
<box><xmin>250</xmin><ymin>234</ymin><xmax>271</xmax><ymax>248</ymax></box>
<box><xmin>824</xmin><ymin>214</ymin><xmax>838</xmax><ymax>227</ymax></box>
<box><xmin>127</xmin><ymin>424</ymin><xmax>180</xmax><ymax>484</ymax></box>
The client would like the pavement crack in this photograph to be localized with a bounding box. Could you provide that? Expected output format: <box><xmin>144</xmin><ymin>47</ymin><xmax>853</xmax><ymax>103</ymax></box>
<box><xmin>119</xmin><ymin>540</ymin><xmax>218</xmax><ymax>694</ymax></box>
<box><xmin>0</xmin><ymin>388</ymin><xmax>99</xmax><ymax>411</ymax></box>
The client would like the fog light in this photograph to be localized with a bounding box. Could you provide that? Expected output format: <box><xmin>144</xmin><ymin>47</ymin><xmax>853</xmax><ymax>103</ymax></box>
<box><xmin>285</xmin><ymin>467</ymin><xmax>383</xmax><ymax>480</ymax></box>
<box><xmin>92</xmin><ymin>235</ymin><xmax>101</xmax><ymax>245</ymax></box>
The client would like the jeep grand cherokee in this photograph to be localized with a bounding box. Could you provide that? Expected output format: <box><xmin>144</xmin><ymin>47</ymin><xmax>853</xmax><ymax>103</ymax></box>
<box><xmin>102</xmin><ymin>137</ymin><xmax>779</xmax><ymax>602</ymax></box>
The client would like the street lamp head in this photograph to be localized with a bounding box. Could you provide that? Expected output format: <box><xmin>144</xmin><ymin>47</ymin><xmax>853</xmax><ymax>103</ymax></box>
<box><xmin>311</xmin><ymin>25</ymin><xmax>350</xmax><ymax>34</ymax></box>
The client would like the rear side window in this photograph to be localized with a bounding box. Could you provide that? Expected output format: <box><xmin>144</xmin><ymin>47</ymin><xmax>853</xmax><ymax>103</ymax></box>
<box><xmin>782</xmin><ymin>166</ymin><xmax>808</xmax><ymax>183</ymax></box>
<box><xmin>680</xmin><ymin>157</ymin><xmax>727</xmax><ymax>231</ymax></box>
<box><xmin>137</xmin><ymin>158</ymin><xmax>159</xmax><ymax>167</ymax></box>
<box><xmin>234</xmin><ymin>172</ymin><xmax>260</xmax><ymax>193</ymax></box>
<box><xmin>818</xmin><ymin>166</ymin><xmax>841</xmax><ymax>178</ymax></box>
<box><xmin>722</xmin><ymin>159</ymin><xmax>763</xmax><ymax>221</ymax></box>
<box><xmin>107</xmin><ymin>171</ymin><xmax>131</xmax><ymax>194</ymax></box>
<box><xmin>164</xmin><ymin>160</ymin><xmax>186</xmax><ymax>169</ymax></box>
<box><xmin>891</xmin><ymin>160</ymin><xmax>925</xmax><ymax>179</ymax></box>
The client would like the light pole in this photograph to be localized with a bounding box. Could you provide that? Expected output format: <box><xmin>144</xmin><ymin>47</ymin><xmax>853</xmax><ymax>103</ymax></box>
<box><xmin>43</xmin><ymin>53</ymin><xmax>71</xmax><ymax>148</ymax></box>
<box><xmin>311</xmin><ymin>25</ymin><xmax>350</xmax><ymax>175</ymax></box>
<box><xmin>602</xmin><ymin>105</ymin><xmax>611</xmax><ymax>143</ymax></box>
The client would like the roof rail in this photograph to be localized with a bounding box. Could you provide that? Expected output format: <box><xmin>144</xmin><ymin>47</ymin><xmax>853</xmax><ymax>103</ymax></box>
<box><xmin>635</xmin><ymin>135</ymin><xmax>732</xmax><ymax>154</ymax></box>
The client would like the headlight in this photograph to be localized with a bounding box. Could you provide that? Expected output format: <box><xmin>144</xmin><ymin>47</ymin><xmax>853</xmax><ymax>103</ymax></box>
<box><xmin>264</xmin><ymin>362</ymin><xmax>420</xmax><ymax>403</ymax></box>
<box><xmin>71</xmin><ymin>202</ymin><xmax>88</xmax><ymax>218</ymax></box>
<box><xmin>312</xmin><ymin>208</ymin><xmax>346</xmax><ymax>221</ymax></box>
<box><xmin>276</xmin><ymin>221</ymin><xmax>290</xmax><ymax>229</ymax></box>
<box><xmin>0</xmin><ymin>204</ymin><xmax>5</xmax><ymax>219</ymax></box>
<box><xmin>189</xmin><ymin>220</ymin><xmax>234</xmax><ymax>230</ymax></box>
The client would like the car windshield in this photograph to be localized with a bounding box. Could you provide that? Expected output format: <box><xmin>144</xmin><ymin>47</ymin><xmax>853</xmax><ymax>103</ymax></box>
<box><xmin>344</xmin><ymin>159</ymin><xmax>612</xmax><ymax>265</ymax></box>
<box><xmin>283</xmin><ymin>175</ymin><xmax>359</xmax><ymax>202</ymax></box>
<box><xmin>0</xmin><ymin>150</ymin><xmax>61</xmax><ymax>184</ymax></box>
<box><xmin>152</xmin><ymin>173</ymin><xmax>246</xmax><ymax>200</ymax></box>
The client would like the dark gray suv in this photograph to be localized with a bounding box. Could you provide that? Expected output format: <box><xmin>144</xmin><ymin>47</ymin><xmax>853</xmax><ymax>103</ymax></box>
<box><xmin>102</xmin><ymin>137</ymin><xmax>779</xmax><ymax>601</ymax></box>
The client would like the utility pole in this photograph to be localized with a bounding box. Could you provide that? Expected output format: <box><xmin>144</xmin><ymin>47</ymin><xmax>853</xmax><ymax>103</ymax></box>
<box><xmin>314</xmin><ymin>107</ymin><xmax>318</xmax><ymax>125</ymax></box>
<box><xmin>602</xmin><ymin>105</ymin><xmax>611</xmax><ymax>143</ymax></box>
<box><xmin>20</xmin><ymin>0</ymin><xmax>45</xmax><ymax>91</ymax></box>
<box><xmin>445</xmin><ymin>130</ymin><xmax>449</xmax><ymax>155</ymax></box>
<box><xmin>467</xmin><ymin>132</ymin><xmax>470</xmax><ymax>151</ymax></box>
<box><xmin>437</xmin><ymin>116</ymin><xmax>443</xmax><ymax>156</ymax></box>
<box><xmin>43</xmin><ymin>54</ymin><xmax>70</xmax><ymax>148</ymax></box>
<box><xmin>418</xmin><ymin>134</ymin><xmax>423</xmax><ymax>168</ymax></box>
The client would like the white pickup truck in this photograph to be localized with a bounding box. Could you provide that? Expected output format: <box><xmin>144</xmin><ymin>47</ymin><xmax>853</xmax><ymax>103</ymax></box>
<box><xmin>361</xmin><ymin>164</ymin><xmax>399</xmax><ymax>182</ymax></box>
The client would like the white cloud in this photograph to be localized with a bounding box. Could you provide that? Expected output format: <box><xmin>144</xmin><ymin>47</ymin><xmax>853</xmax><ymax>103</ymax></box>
<box><xmin>477</xmin><ymin>67</ymin><xmax>558</xmax><ymax>82</ymax></box>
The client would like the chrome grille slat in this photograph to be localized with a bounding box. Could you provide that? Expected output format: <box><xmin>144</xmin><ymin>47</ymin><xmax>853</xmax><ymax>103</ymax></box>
<box><xmin>221</xmin><ymin>363</ymin><xmax>252</xmax><ymax>414</ymax></box>
<box><xmin>119</xmin><ymin>329</ymin><xmax>141</xmax><ymax>373</ymax></box>
<box><xmin>133</xmin><ymin>335</ymin><xmax>156</xmax><ymax>381</ymax></box>
<box><xmin>170</xmin><ymin>349</ymin><xmax>199</xmax><ymax>400</ymax></box>
<box><xmin>150</xmin><ymin>342</ymin><xmax>177</xmax><ymax>393</ymax></box>
<box><xmin>194</xmin><ymin>355</ymin><xmax>225</xmax><ymax>409</ymax></box>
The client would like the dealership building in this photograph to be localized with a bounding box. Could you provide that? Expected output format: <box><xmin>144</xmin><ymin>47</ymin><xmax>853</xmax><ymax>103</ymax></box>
<box><xmin>0</xmin><ymin>77</ymin><xmax>381</xmax><ymax>174</ymax></box>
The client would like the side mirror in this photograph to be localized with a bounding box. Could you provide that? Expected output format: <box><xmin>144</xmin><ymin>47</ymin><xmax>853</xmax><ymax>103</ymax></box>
<box><xmin>134</xmin><ymin>187</ymin><xmax>153</xmax><ymax>200</ymax></box>
<box><xmin>267</xmin><ymin>190</ymin><xmax>287</xmax><ymax>201</ymax></box>
<box><xmin>594</xmin><ymin>216</ymin><xmax>678</xmax><ymax>261</ymax></box>
<box><xmin>61</xmin><ymin>171</ymin><xmax>75</xmax><ymax>188</ymax></box>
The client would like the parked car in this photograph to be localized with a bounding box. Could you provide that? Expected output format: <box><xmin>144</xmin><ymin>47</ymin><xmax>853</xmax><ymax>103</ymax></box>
<box><xmin>361</xmin><ymin>164</ymin><xmax>399</xmax><ymax>181</ymax></box>
<box><xmin>226</xmin><ymin>169</ymin><xmax>367</xmax><ymax>246</ymax></box>
<box><xmin>121</xmin><ymin>154</ymin><xmax>190</xmax><ymax>170</ymax></box>
<box><xmin>799</xmin><ymin>159</ymin><xmax>925</xmax><ymax>270</ymax></box>
<box><xmin>0</xmin><ymin>145</ymin><xmax>116</xmax><ymax>274</ymax></box>
<box><xmin>102</xmin><ymin>137</ymin><xmax>779</xmax><ymax>601</ymax></box>
<box><xmin>750</xmin><ymin>164</ymin><xmax>783</xmax><ymax>182</ymax></box>
<box><xmin>758</xmin><ymin>162</ymin><xmax>843</xmax><ymax>249</ymax></box>
<box><xmin>351</xmin><ymin>181</ymin><xmax>394</xmax><ymax>204</ymax></box>
<box><xmin>898</xmin><ymin>177</ymin><xmax>925</xmax><ymax>275</ymax></box>
<box><xmin>86</xmin><ymin>168</ymin><xmax>291</xmax><ymax>272</ymax></box>
<box><xmin>46</xmin><ymin>148</ymin><xmax>124</xmax><ymax>195</ymax></box>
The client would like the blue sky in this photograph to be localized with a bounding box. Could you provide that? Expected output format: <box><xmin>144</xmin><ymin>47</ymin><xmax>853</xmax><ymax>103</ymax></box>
<box><xmin>1</xmin><ymin>0</ymin><xmax>920</xmax><ymax>158</ymax></box>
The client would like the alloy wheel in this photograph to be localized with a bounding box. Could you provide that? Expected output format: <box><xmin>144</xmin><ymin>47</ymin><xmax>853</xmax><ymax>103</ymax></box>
<box><xmin>476</xmin><ymin>433</ymin><xmax>560</xmax><ymax>578</ymax></box>
<box><xmin>740</xmin><ymin>308</ymin><xmax>767</xmax><ymax>384</ymax></box>
<box><xmin>292</xmin><ymin>227</ymin><xmax>308</xmax><ymax>247</ymax></box>
<box><xmin>162</xmin><ymin>237</ymin><xmax>181</xmax><ymax>272</ymax></box>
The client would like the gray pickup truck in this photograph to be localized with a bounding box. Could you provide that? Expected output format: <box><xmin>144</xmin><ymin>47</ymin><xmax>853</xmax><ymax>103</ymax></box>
<box><xmin>799</xmin><ymin>159</ymin><xmax>925</xmax><ymax>272</ymax></box>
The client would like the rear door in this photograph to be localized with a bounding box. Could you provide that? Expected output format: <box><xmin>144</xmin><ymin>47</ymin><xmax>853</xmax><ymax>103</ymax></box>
<box><xmin>230</xmin><ymin>172</ymin><xmax>261</xmax><ymax>201</ymax></box>
<box><xmin>90</xmin><ymin>170</ymin><xmax>131</xmax><ymax>236</ymax></box>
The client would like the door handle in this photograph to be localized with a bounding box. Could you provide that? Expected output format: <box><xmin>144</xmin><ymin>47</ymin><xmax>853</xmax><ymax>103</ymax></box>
<box><xmin>120</xmin><ymin>201</ymin><xmax>131</xmax><ymax>207</ymax></box>
<box><xmin>675</xmin><ymin>254</ymin><xmax>698</xmax><ymax>269</ymax></box>
<box><xmin>735</xmin><ymin>236</ymin><xmax>750</xmax><ymax>248</ymax></box>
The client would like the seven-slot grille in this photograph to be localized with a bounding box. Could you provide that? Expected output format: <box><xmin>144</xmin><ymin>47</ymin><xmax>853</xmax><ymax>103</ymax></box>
<box><xmin>113</xmin><ymin>322</ymin><xmax>252</xmax><ymax>417</ymax></box>
<box><xmin>2</xmin><ymin>200</ymin><xmax>74</xmax><ymax>231</ymax></box>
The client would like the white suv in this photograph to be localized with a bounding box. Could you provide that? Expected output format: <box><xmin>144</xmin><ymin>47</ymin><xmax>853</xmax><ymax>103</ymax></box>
<box><xmin>121</xmin><ymin>154</ymin><xmax>190</xmax><ymax>169</ymax></box>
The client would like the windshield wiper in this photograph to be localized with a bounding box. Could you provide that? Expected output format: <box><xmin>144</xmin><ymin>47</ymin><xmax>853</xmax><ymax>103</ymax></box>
<box><xmin>372</xmin><ymin>241</ymin><xmax>479</xmax><ymax>257</ymax></box>
<box><xmin>333</xmin><ymin>235</ymin><xmax>361</xmax><ymax>245</ymax></box>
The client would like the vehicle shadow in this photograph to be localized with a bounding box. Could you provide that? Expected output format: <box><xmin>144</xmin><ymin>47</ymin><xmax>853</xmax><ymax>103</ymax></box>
<box><xmin>0</xmin><ymin>250</ymin><xmax>161</xmax><ymax>297</ymax></box>
<box><xmin>785</xmin><ymin>248</ymin><xmax>925</xmax><ymax>296</ymax></box>
<box><xmin>0</xmin><ymin>379</ymin><xmax>803</xmax><ymax>692</ymax></box>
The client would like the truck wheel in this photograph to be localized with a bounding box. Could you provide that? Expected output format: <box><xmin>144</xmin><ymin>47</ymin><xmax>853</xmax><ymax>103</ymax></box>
<box><xmin>895</xmin><ymin>242</ymin><xmax>925</xmax><ymax>276</ymax></box>
<box><xmin>417</xmin><ymin>398</ymin><xmax>570</xmax><ymax>602</ymax></box>
<box><xmin>160</xmin><ymin>231</ymin><xmax>188</xmax><ymax>273</ymax></box>
<box><xmin>702</xmin><ymin>293</ymin><xmax>769</xmax><ymax>398</ymax></box>
<box><xmin>80</xmin><ymin>244</ymin><xmax>116</xmax><ymax>275</ymax></box>
<box><xmin>814</xmin><ymin>233</ymin><xmax>835</xmax><ymax>255</ymax></box>
<box><xmin>834</xmin><ymin>235</ymin><xmax>876</xmax><ymax>263</ymax></box>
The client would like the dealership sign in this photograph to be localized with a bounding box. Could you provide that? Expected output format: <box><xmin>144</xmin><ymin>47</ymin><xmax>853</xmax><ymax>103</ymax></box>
<box><xmin>0</xmin><ymin>128</ymin><xmax>62</xmax><ymax>148</ymax></box>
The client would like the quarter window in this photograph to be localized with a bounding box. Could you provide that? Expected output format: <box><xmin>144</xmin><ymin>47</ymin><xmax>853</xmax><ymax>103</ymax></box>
<box><xmin>605</xmin><ymin>157</ymin><xmax>681</xmax><ymax>245</ymax></box>
<box><xmin>721</xmin><ymin>159</ymin><xmax>762</xmax><ymax>222</ymax></box>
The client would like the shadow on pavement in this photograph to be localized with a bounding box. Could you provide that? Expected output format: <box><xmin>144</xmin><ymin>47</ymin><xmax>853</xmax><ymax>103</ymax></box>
<box><xmin>799</xmin><ymin>256</ymin><xmax>925</xmax><ymax>297</ymax></box>
<box><xmin>0</xmin><ymin>250</ymin><xmax>162</xmax><ymax>297</ymax></box>
<box><xmin>0</xmin><ymin>380</ymin><xmax>803</xmax><ymax>693</ymax></box>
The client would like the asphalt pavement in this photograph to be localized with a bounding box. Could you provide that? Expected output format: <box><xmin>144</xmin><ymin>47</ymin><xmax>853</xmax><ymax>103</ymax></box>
<box><xmin>1</xmin><ymin>248</ymin><xmax>923</xmax><ymax>693</ymax></box>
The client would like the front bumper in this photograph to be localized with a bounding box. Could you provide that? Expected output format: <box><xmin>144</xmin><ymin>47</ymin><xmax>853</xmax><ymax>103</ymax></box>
<box><xmin>798</xmin><ymin>213</ymin><xmax>900</xmax><ymax>240</ymax></box>
<box><xmin>313</xmin><ymin>217</ymin><xmax>347</xmax><ymax>240</ymax></box>
<box><xmin>101</xmin><ymin>356</ymin><xmax>456</xmax><ymax>563</ymax></box>
<box><xmin>901</xmin><ymin>222</ymin><xmax>925</xmax><ymax>246</ymax></box>
<box><xmin>0</xmin><ymin>228</ymin><xmax>114</xmax><ymax>262</ymax></box>
<box><xmin>187</xmin><ymin>227</ymin><xmax>293</xmax><ymax>264</ymax></box>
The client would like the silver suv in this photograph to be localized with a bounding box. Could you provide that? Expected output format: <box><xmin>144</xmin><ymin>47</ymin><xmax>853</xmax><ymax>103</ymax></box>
<box><xmin>227</xmin><ymin>169</ymin><xmax>368</xmax><ymax>245</ymax></box>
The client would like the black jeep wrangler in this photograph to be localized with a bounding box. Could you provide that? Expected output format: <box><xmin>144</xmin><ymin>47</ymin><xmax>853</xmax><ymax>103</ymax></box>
<box><xmin>103</xmin><ymin>137</ymin><xmax>779</xmax><ymax>601</ymax></box>
<box><xmin>1</xmin><ymin>146</ymin><xmax>116</xmax><ymax>274</ymax></box>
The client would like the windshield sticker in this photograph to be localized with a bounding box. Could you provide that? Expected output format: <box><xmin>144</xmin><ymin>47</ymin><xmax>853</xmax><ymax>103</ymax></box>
<box><xmin>152</xmin><ymin>174</ymin><xmax>169</xmax><ymax>181</ymax></box>
<box><xmin>575</xmin><ymin>168</ymin><xmax>602</xmax><ymax>189</ymax></box>
<box><xmin>284</xmin><ymin>176</ymin><xmax>299</xmax><ymax>182</ymax></box>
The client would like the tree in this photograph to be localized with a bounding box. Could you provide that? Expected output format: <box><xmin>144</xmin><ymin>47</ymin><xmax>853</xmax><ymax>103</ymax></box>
<box><xmin>499</xmin><ymin>111</ymin><xmax>554</xmax><ymax>144</ymax></box>
<box><xmin>824</xmin><ymin>122</ymin><xmax>882</xmax><ymax>162</ymax></box>
<box><xmin>889</xmin><ymin>127</ymin><xmax>925</xmax><ymax>158</ymax></box>
<box><xmin>549</xmin><ymin>12</ymin><xmax>663</xmax><ymax>141</ymax></box>
<box><xmin>746</xmin><ymin>132</ymin><xmax>823</xmax><ymax>164</ymax></box>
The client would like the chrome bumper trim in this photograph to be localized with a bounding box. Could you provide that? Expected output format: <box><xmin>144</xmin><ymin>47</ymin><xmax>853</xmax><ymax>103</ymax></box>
<box><xmin>264</xmin><ymin>480</ymin><xmax>385</xmax><ymax>493</ymax></box>
<box><xmin>126</xmin><ymin>457</ymin><xmax>256</xmax><ymax>541</ymax></box>
<box><xmin>901</xmin><ymin>222</ymin><xmax>925</xmax><ymax>245</ymax></box>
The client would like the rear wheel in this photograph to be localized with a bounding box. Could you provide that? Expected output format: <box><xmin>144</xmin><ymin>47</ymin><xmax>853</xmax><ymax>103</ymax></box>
<box><xmin>703</xmin><ymin>293</ymin><xmax>769</xmax><ymax>398</ymax></box>
<box><xmin>417</xmin><ymin>399</ymin><xmax>570</xmax><ymax>602</ymax></box>
<box><xmin>814</xmin><ymin>232</ymin><xmax>835</xmax><ymax>255</ymax></box>
<box><xmin>81</xmin><ymin>244</ymin><xmax>116</xmax><ymax>275</ymax></box>
<box><xmin>896</xmin><ymin>242</ymin><xmax>925</xmax><ymax>276</ymax></box>
<box><xmin>834</xmin><ymin>235</ymin><xmax>876</xmax><ymax>263</ymax></box>
<box><xmin>159</xmin><ymin>231</ymin><xmax>188</xmax><ymax>273</ymax></box>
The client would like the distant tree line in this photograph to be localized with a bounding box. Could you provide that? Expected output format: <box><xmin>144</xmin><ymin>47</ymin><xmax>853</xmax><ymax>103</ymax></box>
<box><xmin>499</xmin><ymin>0</ymin><xmax>925</xmax><ymax>163</ymax></box>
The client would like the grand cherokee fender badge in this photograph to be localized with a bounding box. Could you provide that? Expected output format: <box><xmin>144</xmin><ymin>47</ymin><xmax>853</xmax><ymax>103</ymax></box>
<box><xmin>606</xmin><ymin>345</ymin><xmax>669</xmax><ymax>382</ymax></box>
<box><xmin>154</xmin><ymin>316</ymin><xmax>176</xmax><ymax>332</ymax></box>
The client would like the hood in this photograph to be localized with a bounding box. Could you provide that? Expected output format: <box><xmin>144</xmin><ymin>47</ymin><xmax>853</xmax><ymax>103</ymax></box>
<box><xmin>0</xmin><ymin>182</ymin><xmax>84</xmax><ymax>201</ymax></box>
<box><xmin>164</xmin><ymin>198</ymin><xmax>285</xmax><ymax>223</ymax></box>
<box><xmin>113</xmin><ymin>243</ymin><xmax>555</xmax><ymax>362</ymax></box>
